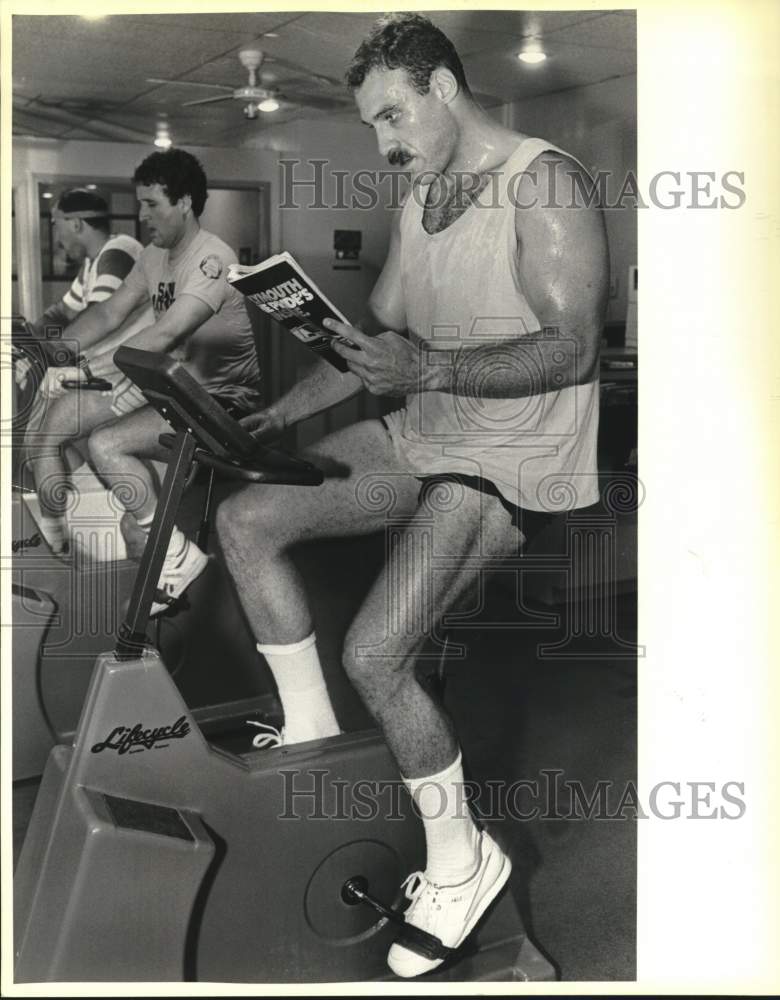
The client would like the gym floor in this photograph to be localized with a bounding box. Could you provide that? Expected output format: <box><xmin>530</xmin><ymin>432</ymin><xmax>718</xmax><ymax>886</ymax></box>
<box><xmin>12</xmin><ymin>508</ymin><xmax>637</xmax><ymax>983</ymax></box>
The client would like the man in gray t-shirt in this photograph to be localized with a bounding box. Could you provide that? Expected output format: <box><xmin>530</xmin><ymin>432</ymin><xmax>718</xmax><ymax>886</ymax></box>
<box><xmin>38</xmin><ymin>149</ymin><xmax>262</xmax><ymax>612</ymax></box>
<box><xmin>119</xmin><ymin>225</ymin><xmax>260</xmax><ymax>413</ymax></box>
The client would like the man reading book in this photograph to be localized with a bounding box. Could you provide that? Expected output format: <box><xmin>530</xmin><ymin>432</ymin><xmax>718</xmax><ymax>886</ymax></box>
<box><xmin>33</xmin><ymin>149</ymin><xmax>261</xmax><ymax>612</ymax></box>
<box><xmin>217</xmin><ymin>14</ymin><xmax>607</xmax><ymax>977</ymax></box>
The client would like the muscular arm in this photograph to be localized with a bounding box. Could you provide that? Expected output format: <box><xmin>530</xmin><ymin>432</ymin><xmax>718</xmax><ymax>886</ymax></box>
<box><xmin>428</xmin><ymin>153</ymin><xmax>608</xmax><ymax>397</ymax></box>
<box><xmin>29</xmin><ymin>299</ymin><xmax>79</xmax><ymax>339</ymax></box>
<box><xmin>330</xmin><ymin>154</ymin><xmax>608</xmax><ymax>399</ymax></box>
<box><xmin>60</xmin><ymin>279</ymin><xmax>147</xmax><ymax>356</ymax></box>
<box><xmin>88</xmin><ymin>293</ymin><xmax>215</xmax><ymax>379</ymax></box>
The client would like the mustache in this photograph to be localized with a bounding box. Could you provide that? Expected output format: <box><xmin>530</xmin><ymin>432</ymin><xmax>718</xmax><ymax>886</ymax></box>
<box><xmin>388</xmin><ymin>149</ymin><xmax>412</xmax><ymax>167</ymax></box>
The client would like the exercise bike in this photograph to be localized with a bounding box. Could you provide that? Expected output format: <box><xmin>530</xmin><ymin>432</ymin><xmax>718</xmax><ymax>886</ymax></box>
<box><xmin>13</xmin><ymin>347</ymin><xmax>556</xmax><ymax>984</ymax></box>
<box><xmin>9</xmin><ymin>323</ymin><xmax>283</xmax><ymax>779</ymax></box>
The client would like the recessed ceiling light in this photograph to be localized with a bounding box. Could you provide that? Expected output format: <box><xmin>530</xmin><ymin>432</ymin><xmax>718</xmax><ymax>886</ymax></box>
<box><xmin>42</xmin><ymin>191</ymin><xmax>53</xmax><ymax>199</ymax></box>
<box><xmin>257</xmin><ymin>98</ymin><xmax>279</xmax><ymax>113</ymax></box>
<box><xmin>517</xmin><ymin>50</ymin><xmax>547</xmax><ymax>64</ymax></box>
<box><xmin>263</xmin><ymin>32</ymin><xmax>279</xmax><ymax>38</ymax></box>
<box><xmin>86</xmin><ymin>183</ymin><xmax>97</xmax><ymax>190</ymax></box>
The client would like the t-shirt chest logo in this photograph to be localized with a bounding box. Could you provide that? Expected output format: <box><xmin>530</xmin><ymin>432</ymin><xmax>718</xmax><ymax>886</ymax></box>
<box><xmin>153</xmin><ymin>281</ymin><xmax>176</xmax><ymax>312</ymax></box>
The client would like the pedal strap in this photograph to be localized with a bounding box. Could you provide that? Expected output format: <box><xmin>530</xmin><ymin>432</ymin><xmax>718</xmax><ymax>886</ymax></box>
<box><xmin>396</xmin><ymin>923</ymin><xmax>452</xmax><ymax>961</ymax></box>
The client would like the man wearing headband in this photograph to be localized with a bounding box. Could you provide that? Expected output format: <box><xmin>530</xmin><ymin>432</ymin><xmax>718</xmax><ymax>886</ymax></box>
<box><xmin>28</xmin><ymin>187</ymin><xmax>151</xmax><ymax>347</ymax></box>
<box><xmin>22</xmin><ymin>187</ymin><xmax>153</xmax><ymax>554</ymax></box>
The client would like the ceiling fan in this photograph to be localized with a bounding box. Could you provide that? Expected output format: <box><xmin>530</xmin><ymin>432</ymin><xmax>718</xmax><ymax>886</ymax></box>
<box><xmin>148</xmin><ymin>49</ymin><xmax>350</xmax><ymax>120</ymax></box>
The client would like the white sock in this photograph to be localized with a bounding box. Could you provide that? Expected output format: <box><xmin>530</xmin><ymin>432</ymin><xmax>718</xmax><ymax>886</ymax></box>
<box><xmin>137</xmin><ymin>513</ymin><xmax>190</xmax><ymax>566</ymax></box>
<box><xmin>404</xmin><ymin>752</ymin><xmax>482</xmax><ymax>886</ymax></box>
<box><xmin>256</xmin><ymin>633</ymin><xmax>340</xmax><ymax>744</ymax></box>
<box><xmin>38</xmin><ymin>514</ymin><xmax>68</xmax><ymax>554</ymax></box>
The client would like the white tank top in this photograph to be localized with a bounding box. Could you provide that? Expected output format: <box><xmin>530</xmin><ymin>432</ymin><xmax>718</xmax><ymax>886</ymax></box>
<box><xmin>396</xmin><ymin>136</ymin><xmax>600</xmax><ymax>513</ymax></box>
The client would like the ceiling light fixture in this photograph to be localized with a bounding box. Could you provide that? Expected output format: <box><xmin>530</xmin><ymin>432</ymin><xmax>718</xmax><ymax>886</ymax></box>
<box><xmin>154</xmin><ymin>120</ymin><xmax>172</xmax><ymax>148</ymax></box>
<box><xmin>517</xmin><ymin>49</ymin><xmax>547</xmax><ymax>64</ymax></box>
<box><xmin>257</xmin><ymin>98</ymin><xmax>279</xmax><ymax>113</ymax></box>
<box><xmin>42</xmin><ymin>191</ymin><xmax>53</xmax><ymax>199</ymax></box>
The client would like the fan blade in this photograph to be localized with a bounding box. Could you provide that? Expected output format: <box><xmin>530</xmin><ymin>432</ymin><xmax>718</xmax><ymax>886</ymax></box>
<box><xmin>266</xmin><ymin>73</ymin><xmax>339</xmax><ymax>91</ymax></box>
<box><xmin>182</xmin><ymin>94</ymin><xmax>235</xmax><ymax>108</ymax></box>
<box><xmin>280</xmin><ymin>90</ymin><xmax>352</xmax><ymax>111</ymax></box>
<box><xmin>147</xmin><ymin>77</ymin><xmax>235</xmax><ymax>92</ymax></box>
<box><xmin>264</xmin><ymin>55</ymin><xmax>343</xmax><ymax>88</ymax></box>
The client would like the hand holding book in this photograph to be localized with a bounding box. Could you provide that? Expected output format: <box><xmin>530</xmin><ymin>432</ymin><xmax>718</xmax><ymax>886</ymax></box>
<box><xmin>228</xmin><ymin>251</ymin><xmax>361</xmax><ymax>373</ymax></box>
<box><xmin>325</xmin><ymin>319</ymin><xmax>426</xmax><ymax>397</ymax></box>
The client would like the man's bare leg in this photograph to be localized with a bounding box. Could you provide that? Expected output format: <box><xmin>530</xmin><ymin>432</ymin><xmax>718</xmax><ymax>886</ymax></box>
<box><xmin>217</xmin><ymin>422</ymin><xmax>518</xmax><ymax>967</ymax></box>
<box><xmin>25</xmin><ymin>389</ymin><xmax>119</xmax><ymax>552</ymax></box>
<box><xmin>342</xmin><ymin>480</ymin><xmax>522</xmax><ymax>777</ymax></box>
<box><xmin>88</xmin><ymin>405</ymin><xmax>206</xmax><ymax>613</ymax></box>
<box><xmin>216</xmin><ymin>419</ymin><xmax>421</xmax><ymax>642</ymax></box>
<box><xmin>215</xmin><ymin>418</ymin><xmax>421</xmax><ymax>742</ymax></box>
<box><xmin>87</xmin><ymin>404</ymin><xmax>168</xmax><ymax>522</ymax></box>
<box><xmin>342</xmin><ymin>481</ymin><xmax>522</xmax><ymax>976</ymax></box>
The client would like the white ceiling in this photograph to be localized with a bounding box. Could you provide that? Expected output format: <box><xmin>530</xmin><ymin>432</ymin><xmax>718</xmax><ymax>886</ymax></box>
<box><xmin>13</xmin><ymin>10</ymin><xmax>636</xmax><ymax>147</ymax></box>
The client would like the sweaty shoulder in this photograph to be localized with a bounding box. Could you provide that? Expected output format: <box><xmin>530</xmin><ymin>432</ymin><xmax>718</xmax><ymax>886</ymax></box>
<box><xmin>514</xmin><ymin>149</ymin><xmax>601</xmax><ymax>213</ymax></box>
<box><xmin>513</xmin><ymin>149</ymin><xmax>607</xmax><ymax>250</ymax></box>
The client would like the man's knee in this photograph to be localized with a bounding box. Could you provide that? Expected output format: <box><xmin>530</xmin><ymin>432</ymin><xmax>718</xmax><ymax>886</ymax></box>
<box><xmin>216</xmin><ymin>488</ymin><xmax>285</xmax><ymax>549</ymax></box>
<box><xmin>342</xmin><ymin>625</ymin><xmax>409</xmax><ymax>712</ymax></box>
<box><xmin>88</xmin><ymin>422</ymin><xmax>117</xmax><ymax>465</ymax></box>
<box><xmin>36</xmin><ymin>398</ymin><xmax>78</xmax><ymax>447</ymax></box>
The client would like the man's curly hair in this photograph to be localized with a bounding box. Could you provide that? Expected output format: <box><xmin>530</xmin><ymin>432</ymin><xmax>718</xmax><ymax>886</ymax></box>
<box><xmin>345</xmin><ymin>13</ymin><xmax>471</xmax><ymax>97</ymax></box>
<box><xmin>132</xmin><ymin>149</ymin><xmax>209</xmax><ymax>217</ymax></box>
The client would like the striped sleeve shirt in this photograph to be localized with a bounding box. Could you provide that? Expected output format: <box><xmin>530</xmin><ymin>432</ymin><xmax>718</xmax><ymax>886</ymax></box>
<box><xmin>62</xmin><ymin>233</ymin><xmax>144</xmax><ymax>312</ymax></box>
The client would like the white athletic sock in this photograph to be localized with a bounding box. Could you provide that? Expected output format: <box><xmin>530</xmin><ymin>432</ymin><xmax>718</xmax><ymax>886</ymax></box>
<box><xmin>404</xmin><ymin>752</ymin><xmax>482</xmax><ymax>886</ymax></box>
<box><xmin>38</xmin><ymin>513</ymin><xmax>68</xmax><ymax>554</ymax></box>
<box><xmin>137</xmin><ymin>513</ymin><xmax>190</xmax><ymax>566</ymax></box>
<box><xmin>256</xmin><ymin>633</ymin><xmax>340</xmax><ymax>744</ymax></box>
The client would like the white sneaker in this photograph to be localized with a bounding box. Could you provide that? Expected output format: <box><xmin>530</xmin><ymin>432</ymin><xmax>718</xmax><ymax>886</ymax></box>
<box><xmin>387</xmin><ymin>830</ymin><xmax>512</xmax><ymax>978</ymax></box>
<box><xmin>150</xmin><ymin>539</ymin><xmax>209</xmax><ymax>616</ymax></box>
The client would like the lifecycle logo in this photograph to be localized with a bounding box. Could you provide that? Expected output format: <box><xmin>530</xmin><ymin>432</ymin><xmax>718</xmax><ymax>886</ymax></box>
<box><xmin>199</xmin><ymin>254</ymin><xmax>223</xmax><ymax>280</ymax></box>
<box><xmin>90</xmin><ymin>715</ymin><xmax>191</xmax><ymax>755</ymax></box>
<box><xmin>12</xmin><ymin>532</ymin><xmax>42</xmax><ymax>553</ymax></box>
